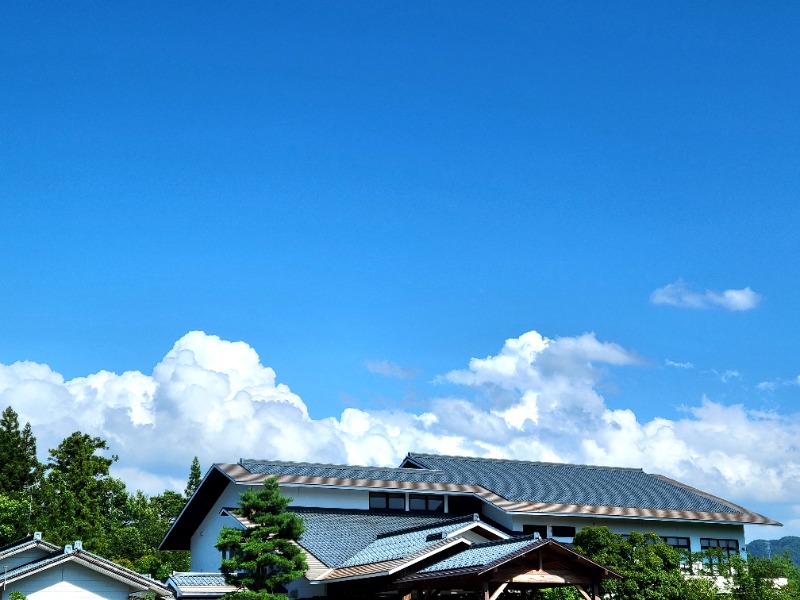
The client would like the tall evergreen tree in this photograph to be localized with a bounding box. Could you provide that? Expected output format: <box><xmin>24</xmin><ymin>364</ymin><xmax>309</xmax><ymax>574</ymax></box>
<box><xmin>0</xmin><ymin>407</ymin><xmax>41</xmax><ymax>495</ymax></box>
<box><xmin>185</xmin><ymin>456</ymin><xmax>202</xmax><ymax>499</ymax></box>
<box><xmin>216</xmin><ymin>478</ymin><xmax>307</xmax><ymax>600</ymax></box>
<box><xmin>36</xmin><ymin>432</ymin><xmax>122</xmax><ymax>553</ymax></box>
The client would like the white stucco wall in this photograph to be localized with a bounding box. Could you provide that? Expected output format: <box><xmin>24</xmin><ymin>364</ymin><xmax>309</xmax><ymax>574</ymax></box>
<box><xmin>3</xmin><ymin>563</ymin><xmax>132</xmax><ymax>600</ymax></box>
<box><xmin>508</xmin><ymin>512</ymin><xmax>747</xmax><ymax>555</ymax></box>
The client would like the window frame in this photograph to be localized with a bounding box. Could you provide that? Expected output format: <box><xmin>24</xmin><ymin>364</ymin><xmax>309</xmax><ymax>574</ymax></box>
<box><xmin>369</xmin><ymin>492</ymin><xmax>406</xmax><ymax>511</ymax></box>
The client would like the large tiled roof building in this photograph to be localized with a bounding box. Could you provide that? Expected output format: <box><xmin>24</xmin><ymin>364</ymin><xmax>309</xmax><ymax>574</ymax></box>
<box><xmin>161</xmin><ymin>452</ymin><xmax>778</xmax><ymax>599</ymax></box>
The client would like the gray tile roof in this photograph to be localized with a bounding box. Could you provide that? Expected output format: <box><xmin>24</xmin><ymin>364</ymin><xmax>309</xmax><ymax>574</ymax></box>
<box><xmin>240</xmin><ymin>459</ymin><xmax>449</xmax><ymax>483</ymax></box>
<box><xmin>405</xmin><ymin>453</ymin><xmax>741</xmax><ymax>514</ymax></box>
<box><xmin>340</xmin><ymin>515</ymin><xmax>480</xmax><ymax>567</ymax></box>
<box><xmin>291</xmin><ymin>507</ymin><xmax>466</xmax><ymax>567</ymax></box>
<box><xmin>168</xmin><ymin>573</ymin><xmax>230</xmax><ymax>586</ymax></box>
<box><xmin>419</xmin><ymin>536</ymin><xmax>543</xmax><ymax>573</ymax></box>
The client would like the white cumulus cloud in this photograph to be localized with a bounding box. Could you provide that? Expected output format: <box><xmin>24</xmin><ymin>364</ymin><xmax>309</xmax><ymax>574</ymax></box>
<box><xmin>650</xmin><ymin>280</ymin><xmax>762</xmax><ymax>311</ymax></box>
<box><xmin>0</xmin><ymin>329</ymin><xmax>798</xmax><ymax>534</ymax></box>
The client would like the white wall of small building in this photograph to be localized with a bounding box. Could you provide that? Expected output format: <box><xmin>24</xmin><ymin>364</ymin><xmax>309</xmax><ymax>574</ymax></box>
<box><xmin>2</xmin><ymin>563</ymin><xmax>133</xmax><ymax>600</ymax></box>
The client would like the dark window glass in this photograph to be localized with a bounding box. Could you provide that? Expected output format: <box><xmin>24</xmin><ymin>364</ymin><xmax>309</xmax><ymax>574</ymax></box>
<box><xmin>387</xmin><ymin>494</ymin><xmax>405</xmax><ymax>510</ymax></box>
<box><xmin>663</xmin><ymin>537</ymin><xmax>690</xmax><ymax>549</ymax></box>
<box><xmin>427</xmin><ymin>497</ymin><xmax>444</xmax><ymax>512</ymax></box>
<box><xmin>369</xmin><ymin>493</ymin><xmax>387</xmax><ymax>510</ymax></box>
<box><xmin>523</xmin><ymin>524</ymin><xmax>548</xmax><ymax>538</ymax></box>
<box><xmin>409</xmin><ymin>494</ymin><xmax>445</xmax><ymax>512</ymax></box>
<box><xmin>369</xmin><ymin>492</ymin><xmax>405</xmax><ymax>511</ymax></box>
<box><xmin>551</xmin><ymin>526</ymin><xmax>576</xmax><ymax>538</ymax></box>
<box><xmin>409</xmin><ymin>495</ymin><xmax>427</xmax><ymax>511</ymax></box>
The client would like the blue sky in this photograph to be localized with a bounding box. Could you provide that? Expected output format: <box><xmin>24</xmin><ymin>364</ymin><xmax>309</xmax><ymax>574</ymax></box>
<box><xmin>1</xmin><ymin>3</ymin><xmax>799</xmax><ymax>539</ymax></box>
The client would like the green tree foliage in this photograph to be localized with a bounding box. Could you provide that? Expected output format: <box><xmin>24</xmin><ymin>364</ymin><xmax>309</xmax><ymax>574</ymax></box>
<box><xmin>728</xmin><ymin>553</ymin><xmax>800</xmax><ymax>600</ymax></box>
<box><xmin>35</xmin><ymin>431</ymin><xmax>123</xmax><ymax>553</ymax></box>
<box><xmin>108</xmin><ymin>489</ymin><xmax>189</xmax><ymax>579</ymax></box>
<box><xmin>0</xmin><ymin>407</ymin><xmax>41</xmax><ymax>495</ymax></box>
<box><xmin>216</xmin><ymin>478</ymin><xmax>308</xmax><ymax>600</ymax></box>
<box><xmin>185</xmin><ymin>456</ymin><xmax>202</xmax><ymax>500</ymax></box>
<box><xmin>573</xmin><ymin>526</ymin><xmax>800</xmax><ymax>600</ymax></box>
<box><xmin>0</xmin><ymin>494</ymin><xmax>30</xmax><ymax>545</ymax></box>
<box><xmin>573</xmin><ymin>527</ymin><xmax>701</xmax><ymax>600</ymax></box>
<box><xmin>0</xmin><ymin>410</ymin><xmax>191</xmax><ymax>578</ymax></box>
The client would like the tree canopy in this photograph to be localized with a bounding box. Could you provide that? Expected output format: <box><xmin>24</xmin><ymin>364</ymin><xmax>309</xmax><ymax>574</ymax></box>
<box><xmin>216</xmin><ymin>478</ymin><xmax>308</xmax><ymax>600</ymax></box>
<box><xmin>0</xmin><ymin>406</ymin><xmax>193</xmax><ymax>578</ymax></box>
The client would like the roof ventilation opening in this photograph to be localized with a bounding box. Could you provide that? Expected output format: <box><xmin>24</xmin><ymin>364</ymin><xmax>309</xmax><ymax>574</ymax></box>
<box><xmin>64</xmin><ymin>544</ymin><xmax>73</xmax><ymax>554</ymax></box>
<box><xmin>426</xmin><ymin>532</ymin><xmax>444</xmax><ymax>542</ymax></box>
<box><xmin>33</xmin><ymin>532</ymin><xmax>42</xmax><ymax>541</ymax></box>
<box><xmin>74</xmin><ymin>541</ymin><xmax>83</xmax><ymax>551</ymax></box>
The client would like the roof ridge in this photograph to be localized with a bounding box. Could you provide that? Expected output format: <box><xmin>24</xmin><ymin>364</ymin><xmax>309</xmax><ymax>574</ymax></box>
<box><xmin>238</xmin><ymin>458</ymin><xmax>440</xmax><ymax>473</ymax></box>
<box><xmin>375</xmin><ymin>514</ymin><xmax>479</xmax><ymax>539</ymax></box>
<box><xmin>468</xmin><ymin>533</ymin><xmax>544</xmax><ymax>549</ymax></box>
<box><xmin>288</xmin><ymin>507</ymin><xmax>451</xmax><ymax>517</ymax></box>
<box><xmin>407</xmin><ymin>452</ymin><xmax>644</xmax><ymax>472</ymax></box>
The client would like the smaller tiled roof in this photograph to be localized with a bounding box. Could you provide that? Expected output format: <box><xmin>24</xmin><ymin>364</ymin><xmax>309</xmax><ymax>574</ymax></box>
<box><xmin>165</xmin><ymin>572</ymin><xmax>238</xmax><ymax>598</ymax></box>
<box><xmin>291</xmin><ymin>507</ymin><xmax>462</xmax><ymax>567</ymax></box>
<box><xmin>168</xmin><ymin>573</ymin><xmax>230</xmax><ymax>586</ymax></box>
<box><xmin>419</xmin><ymin>535</ymin><xmax>542</xmax><ymax>573</ymax></box>
<box><xmin>0</xmin><ymin>534</ymin><xmax>61</xmax><ymax>559</ymax></box>
<box><xmin>399</xmin><ymin>536</ymin><xmax>622</xmax><ymax>585</ymax></box>
<box><xmin>340</xmin><ymin>514</ymin><xmax>482</xmax><ymax>567</ymax></box>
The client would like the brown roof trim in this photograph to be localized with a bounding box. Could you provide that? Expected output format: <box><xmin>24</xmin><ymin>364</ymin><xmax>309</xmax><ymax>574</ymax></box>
<box><xmin>319</xmin><ymin>537</ymin><xmax>470</xmax><ymax>582</ymax></box>
<box><xmin>217</xmin><ymin>465</ymin><xmax>780</xmax><ymax>526</ymax></box>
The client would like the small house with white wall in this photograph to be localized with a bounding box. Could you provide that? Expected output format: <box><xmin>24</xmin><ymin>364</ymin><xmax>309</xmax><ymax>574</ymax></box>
<box><xmin>0</xmin><ymin>533</ymin><xmax>173</xmax><ymax>600</ymax></box>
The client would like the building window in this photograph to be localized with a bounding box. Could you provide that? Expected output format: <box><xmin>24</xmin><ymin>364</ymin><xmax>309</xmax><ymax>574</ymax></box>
<box><xmin>551</xmin><ymin>526</ymin><xmax>576</xmax><ymax>538</ymax></box>
<box><xmin>409</xmin><ymin>494</ymin><xmax>444</xmax><ymax>513</ymax></box>
<box><xmin>369</xmin><ymin>492</ymin><xmax>405</xmax><ymax>511</ymax></box>
<box><xmin>662</xmin><ymin>536</ymin><xmax>690</xmax><ymax>551</ymax></box>
<box><xmin>701</xmin><ymin>538</ymin><xmax>739</xmax><ymax>574</ymax></box>
<box><xmin>662</xmin><ymin>537</ymin><xmax>691</xmax><ymax>571</ymax></box>
<box><xmin>522</xmin><ymin>524</ymin><xmax>548</xmax><ymax>538</ymax></box>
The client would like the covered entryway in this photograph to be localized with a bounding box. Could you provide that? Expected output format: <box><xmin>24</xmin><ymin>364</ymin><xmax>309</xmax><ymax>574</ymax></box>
<box><xmin>393</xmin><ymin>537</ymin><xmax>620</xmax><ymax>600</ymax></box>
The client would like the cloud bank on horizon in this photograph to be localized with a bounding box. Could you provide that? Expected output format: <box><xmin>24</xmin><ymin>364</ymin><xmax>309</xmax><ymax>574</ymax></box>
<box><xmin>651</xmin><ymin>280</ymin><xmax>763</xmax><ymax>311</ymax></box>
<box><xmin>0</xmin><ymin>329</ymin><xmax>796</xmax><ymax>531</ymax></box>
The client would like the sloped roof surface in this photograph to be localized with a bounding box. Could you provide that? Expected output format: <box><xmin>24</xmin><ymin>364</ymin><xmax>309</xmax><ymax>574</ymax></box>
<box><xmin>0</xmin><ymin>535</ymin><xmax>61</xmax><ymax>558</ymax></box>
<box><xmin>291</xmin><ymin>507</ymin><xmax>463</xmax><ymax>567</ymax></box>
<box><xmin>405</xmin><ymin>453</ymin><xmax>741</xmax><ymax>514</ymax></box>
<box><xmin>240</xmin><ymin>459</ymin><xmax>448</xmax><ymax>483</ymax></box>
<box><xmin>168</xmin><ymin>573</ymin><xmax>230</xmax><ymax>586</ymax></box>
<box><xmin>419</xmin><ymin>536</ymin><xmax>542</xmax><ymax>573</ymax></box>
<box><xmin>340</xmin><ymin>514</ymin><xmax>480</xmax><ymax>567</ymax></box>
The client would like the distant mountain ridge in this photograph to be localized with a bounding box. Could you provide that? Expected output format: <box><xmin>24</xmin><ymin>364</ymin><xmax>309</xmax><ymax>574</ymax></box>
<box><xmin>747</xmin><ymin>537</ymin><xmax>800</xmax><ymax>565</ymax></box>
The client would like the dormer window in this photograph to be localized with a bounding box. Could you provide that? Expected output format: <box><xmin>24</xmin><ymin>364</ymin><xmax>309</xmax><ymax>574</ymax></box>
<box><xmin>369</xmin><ymin>492</ymin><xmax>405</xmax><ymax>511</ymax></box>
<box><xmin>409</xmin><ymin>494</ymin><xmax>444</xmax><ymax>513</ymax></box>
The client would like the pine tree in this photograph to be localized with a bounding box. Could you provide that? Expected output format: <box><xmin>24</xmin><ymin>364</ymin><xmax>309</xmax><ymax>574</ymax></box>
<box><xmin>0</xmin><ymin>407</ymin><xmax>41</xmax><ymax>495</ymax></box>
<box><xmin>36</xmin><ymin>432</ymin><xmax>121</xmax><ymax>553</ymax></box>
<box><xmin>185</xmin><ymin>456</ymin><xmax>202</xmax><ymax>500</ymax></box>
<box><xmin>216</xmin><ymin>478</ymin><xmax>307</xmax><ymax>600</ymax></box>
